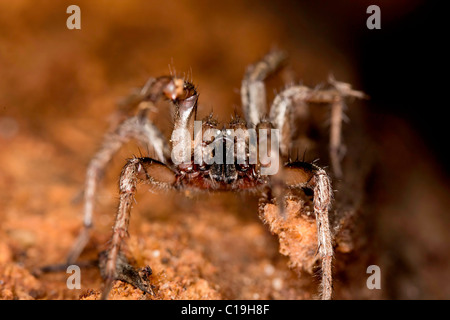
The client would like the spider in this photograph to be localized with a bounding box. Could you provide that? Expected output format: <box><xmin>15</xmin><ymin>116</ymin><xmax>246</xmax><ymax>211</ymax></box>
<box><xmin>66</xmin><ymin>50</ymin><xmax>366</xmax><ymax>300</ymax></box>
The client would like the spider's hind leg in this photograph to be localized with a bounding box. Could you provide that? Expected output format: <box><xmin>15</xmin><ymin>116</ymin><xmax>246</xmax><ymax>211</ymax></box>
<box><xmin>241</xmin><ymin>50</ymin><xmax>287</xmax><ymax>127</ymax></box>
<box><xmin>66</xmin><ymin>114</ymin><xmax>170</xmax><ymax>264</ymax></box>
<box><xmin>268</xmin><ymin>77</ymin><xmax>367</xmax><ymax>178</ymax></box>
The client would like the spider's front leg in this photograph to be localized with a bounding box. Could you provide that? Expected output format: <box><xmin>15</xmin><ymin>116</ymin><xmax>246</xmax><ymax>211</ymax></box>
<box><xmin>260</xmin><ymin>162</ymin><xmax>333</xmax><ymax>300</ymax></box>
<box><xmin>101</xmin><ymin>157</ymin><xmax>177</xmax><ymax>300</ymax></box>
<box><xmin>67</xmin><ymin>76</ymin><xmax>195</xmax><ymax>264</ymax></box>
<box><xmin>101</xmin><ymin>78</ymin><xmax>198</xmax><ymax>300</ymax></box>
<box><xmin>307</xmin><ymin>165</ymin><xmax>333</xmax><ymax>299</ymax></box>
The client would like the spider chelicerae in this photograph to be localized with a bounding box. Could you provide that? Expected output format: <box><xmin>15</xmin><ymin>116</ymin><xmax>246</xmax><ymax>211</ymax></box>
<box><xmin>65</xmin><ymin>50</ymin><xmax>366</xmax><ymax>300</ymax></box>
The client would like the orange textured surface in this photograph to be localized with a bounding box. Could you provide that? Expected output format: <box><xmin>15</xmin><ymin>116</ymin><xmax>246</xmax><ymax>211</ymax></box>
<box><xmin>1</xmin><ymin>1</ymin><xmax>449</xmax><ymax>300</ymax></box>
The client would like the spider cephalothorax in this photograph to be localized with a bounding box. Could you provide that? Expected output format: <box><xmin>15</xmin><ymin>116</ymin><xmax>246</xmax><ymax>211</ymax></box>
<box><xmin>66</xmin><ymin>50</ymin><xmax>366</xmax><ymax>299</ymax></box>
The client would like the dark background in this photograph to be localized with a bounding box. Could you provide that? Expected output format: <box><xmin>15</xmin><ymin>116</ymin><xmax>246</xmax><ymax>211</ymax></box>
<box><xmin>357</xmin><ymin>1</ymin><xmax>448</xmax><ymax>176</ymax></box>
<box><xmin>275</xmin><ymin>0</ymin><xmax>448</xmax><ymax>176</ymax></box>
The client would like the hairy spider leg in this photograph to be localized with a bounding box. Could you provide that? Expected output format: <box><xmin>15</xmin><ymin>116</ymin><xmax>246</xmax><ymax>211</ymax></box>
<box><xmin>241</xmin><ymin>50</ymin><xmax>286</xmax><ymax>128</ymax></box>
<box><xmin>101</xmin><ymin>80</ymin><xmax>198</xmax><ymax>299</ymax></box>
<box><xmin>280</xmin><ymin>162</ymin><xmax>333</xmax><ymax>300</ymax></box>
<box><xmin>101</xmin><ymin>157</ymin><xmax>177</xmax><ymax>300</ymax></box>
<box><xmin>67</xmin><ymin>76</ymin><xmax>193</xmax><ymax>264</ymax></box>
